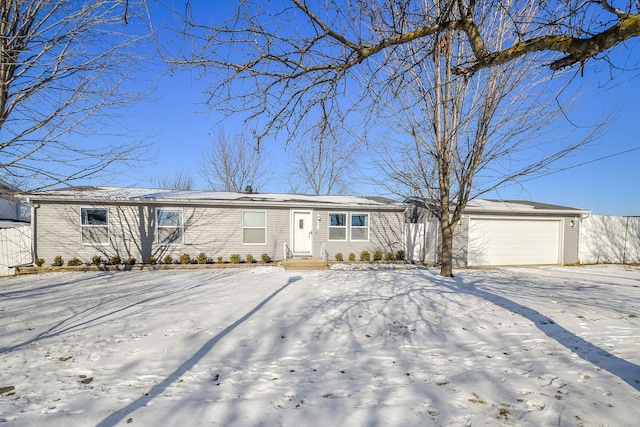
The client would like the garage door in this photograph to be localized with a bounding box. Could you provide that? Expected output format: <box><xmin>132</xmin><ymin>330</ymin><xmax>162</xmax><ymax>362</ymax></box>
<box><xmin>467</xmin><ymin>218</ymin><xmax>562</xmax><ymax>266</ymax></box>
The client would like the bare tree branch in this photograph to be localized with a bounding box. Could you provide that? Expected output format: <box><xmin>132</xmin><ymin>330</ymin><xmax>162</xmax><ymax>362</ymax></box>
<box><xmin>0</xmin><ymin>0</ymin><xmax>151</xmax><ymax>190</ymax></box>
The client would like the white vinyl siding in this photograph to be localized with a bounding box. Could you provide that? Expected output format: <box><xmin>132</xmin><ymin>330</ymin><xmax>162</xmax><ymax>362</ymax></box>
<box><xmin>81</xmin><ymin>207</ymin><xmax>109</xmax><ymax>244</ymax></box>
<box><xmin>243</xmin><ymin>210</ymin><xmax>266</xmax><ymax>245</ymax></box>
<box><xmin>157</xmin><ymin>208</ymin><xmax>183</xmax><ymax>245</ymax></box>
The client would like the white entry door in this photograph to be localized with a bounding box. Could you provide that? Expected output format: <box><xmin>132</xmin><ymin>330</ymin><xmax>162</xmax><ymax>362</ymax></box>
<box><xmin>293</xmin><ymin>211</ymin><xmax>312</xmax><ymax>254</ymax></box>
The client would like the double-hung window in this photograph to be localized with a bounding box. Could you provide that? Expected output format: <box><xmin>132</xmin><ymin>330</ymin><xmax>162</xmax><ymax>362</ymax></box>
<box><xmin>328</xmin><ymin>212</ymin><xmax>347</xmax><ymax>241</ymax></box>
<box><xmin>157</xmin><ymin>208</ymin><xmax>183</xmax><ymax>245</ymax></box>
<box><xmin>350</xmin><ymin>213</ymin><xmax>369</xmax><ymax>241</ymax></box>
<box><xmin>81</xmin><ymin>208</ymin><xmax>109</xmax><ymax>244</ymax></box>
<box><xmin>243</xmin><ymin>211</ymin><xmax>266</xmax><ymax>244</ymax></box>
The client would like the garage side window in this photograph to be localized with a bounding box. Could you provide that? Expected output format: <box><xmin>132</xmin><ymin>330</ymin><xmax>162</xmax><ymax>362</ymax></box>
<box><xmin>328</xmin><ymin>212</ymin><xmax>347</xmax><ymax>241</ymax></box>
<box><xmin>157</xmin><ymin>208</ymin><xmax>183</xmax><ymax>245</ymax></box>
<box><xmin>243</xmin><ymin>211</ymin><xmax>266</xmax><ymax>244</ymax></box>
<box><xmin>81</xmin><ymin>208</ymin><xmax>109</xmax><ymax>244</ymax></box>
<box><xmin>351</xmin><ymin>213</ymin><xmax>369</xmax><ymax>241</ymax></box>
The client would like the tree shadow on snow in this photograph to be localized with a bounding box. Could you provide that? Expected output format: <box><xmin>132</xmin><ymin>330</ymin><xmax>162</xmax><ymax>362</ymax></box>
<box><xmin>422</xmin><ymin>269</ymin><xmax>640</xmax><ymax>392</ymax></box>
<box><xmin>95</xmin><ymin>275</ymin><xmax>302</xmax><ymax>427</ymax></box>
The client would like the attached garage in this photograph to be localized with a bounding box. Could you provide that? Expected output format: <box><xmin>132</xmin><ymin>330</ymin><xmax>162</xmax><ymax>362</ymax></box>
<box><xmin>407</xmin><ymin>199</ymin><xmax>590</xmax><ymax>267</ymax></box>
<box><xmin>467</xmin><ymin>217</ymin><xmax>562</xmax><ymax>266</ymax></box>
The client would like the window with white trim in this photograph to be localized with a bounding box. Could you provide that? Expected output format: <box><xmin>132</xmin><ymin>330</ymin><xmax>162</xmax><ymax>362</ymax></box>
<box><xmin>328</xmin><ymin>212</ymin><xmax>347</xmax><ymax>241</ymax></box>
<box><xmin>351</xmin><ymin>213</ymin><xmax>369</xmax><ymax>241</ymax></box>
<box><xmin>81</xmin><ymin>207</ymin><xmax>109</xmax><ymax>244</ymax></box>
<box><xmin>157</xmin><ymin>208</ymin><xmax>183</xmax><ymax>245</ymax></box>
<box><xmin>243</xmin><ymin>210</ymin><xmax>266</xmax><ymax>244</ymax></box>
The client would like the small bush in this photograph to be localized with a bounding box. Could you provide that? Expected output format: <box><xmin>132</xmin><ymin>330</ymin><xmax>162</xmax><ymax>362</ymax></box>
<box><xmin>335</xmin><ymin>252</ymin><xmax>344</xmax><ymax>261</ymax></box>
<box><xmin>34</xmin><ymin>258</ymin><xmax>45</xmax><ymax>267</ymax></box>
<box><xmin>125</xmin><ymin>257</ymin><xmax>136</xmax><ymax>265</ymax></box>
<box><xmin>261</xmin><ymin>253</ymin><xmax>271</xmax><ymax>263</ymax></box>
<box><xmin>395</xmin><ymin>249</ymin><xmax>406</xmax><ymax>261</ymax></box>
<box><xmin>197</xmin><ymin>252</ymin><xmax>208</xmax><ymax>264</ymax></box>
<box><xmin>67</xmin><ymin>257</ymin><xmax>82</xmax><ymax>266</ymax></box>
<box><xmin>110</xmin><ymin>255</ymin><xmax>122</xmax><ymax>265</ymax></box>
<box><xmin>145</xmin><ymin>256</ymin><xmax>157</xmax><ymax>265</ymax></box>
<box><xmin>373</xmin><ymin>250</ymin><xmax>383</xmax><ymax>261</ymax></box>
<box><xmin>91</xmin><ymin>255</ymin><xmax>102</xmax><ymax>266</ymax></box>
<box><xmin>384</xmin><ymin>252</ymin><xmax>395</xmax><ymax>261</ymax></box>
<box><xmin>230</xmin><ymin>254</ymin><xmax>241</xmax><ymax>264</ymax></box>
<box><xmin>163</xmin><ymin>255</ymin><xmax>173</xmax><ymax>265</ymax></box>
<box><xmin>217</xmin><ymin>256</ymin><xmax>223</xmax><ymax>264</ymax></box>
<box><xmin>348</xmin><ymin>252</ymin><xmax>356</xmax><ymax>262</ymax></box>
<box><xmin>360</xmin><ymin>251</ymin><xmax>371</xmax><ymax>261</ymax></box>
<box><xmin>52</xmin><ymin>256</ymin><xmax>64</xmax><ymax>267</ymax></box>
<box><xmin>245</xmin><ymin>254</ymin><xmax>254</xmax><ymax>264</ymax></box>
<box><xmin>179</xmin><ymin>253</ymin><xmax>191</xmax><ymax>264</ymax></box>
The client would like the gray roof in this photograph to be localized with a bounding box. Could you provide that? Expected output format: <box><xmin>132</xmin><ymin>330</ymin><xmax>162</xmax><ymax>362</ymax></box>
<box><xmin>20</xmin><ymin>186</ymin><xmax>404</xmax><ymax>210</ymax></box>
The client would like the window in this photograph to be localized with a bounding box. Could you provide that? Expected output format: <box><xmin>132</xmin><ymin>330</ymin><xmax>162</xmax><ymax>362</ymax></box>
<box><xmin>81</xmin><ymin>208</ymin><xmax>109</xmax><ymax>244</ymax></box>
<box><xmin>243</xmin><ymin>211</ymin><xmax>266</xmax><ymax>244</ymax></box>
<box><xmin>351</xmin><ymin>213</ymin><xmax>369</xmax><ymax>241</ymax></box>
<box><xmin>328</xmin><ymin>212</ymin><xmax>347</xmax><ymax>241</ymax></box>
<box><xmin>157</xmin><ymin>208</ymin><xmax>183</xmax><ymax>245</ymax></box>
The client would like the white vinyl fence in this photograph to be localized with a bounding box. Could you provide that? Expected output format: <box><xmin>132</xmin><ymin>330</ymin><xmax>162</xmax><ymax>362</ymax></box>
<box><xmin>579</xmin><ymin>215</ymin><xmax>640</xmax><ymax>264</ymax></box>
<box><xmin>0</xmin><ymin>224</ymin><xmax>32</xmax><ymax>276</ymax></box>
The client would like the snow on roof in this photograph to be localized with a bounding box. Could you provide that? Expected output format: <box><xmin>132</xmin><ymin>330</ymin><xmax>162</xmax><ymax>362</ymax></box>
<box><xmin>407</xmin><ymin>197</ymin><xmax>590</xmax><ymax>215</ymax></box>
<box><xmin>21</xmin><ymin>186</ymin><xmax>404</xmax><ymax>209</ymax></box>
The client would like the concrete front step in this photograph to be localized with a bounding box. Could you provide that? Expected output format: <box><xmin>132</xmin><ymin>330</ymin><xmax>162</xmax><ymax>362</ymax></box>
<box><xmin>283</xmin><ymin>257</ymin><xmax>329</xmax><ymax>270</ymax></box>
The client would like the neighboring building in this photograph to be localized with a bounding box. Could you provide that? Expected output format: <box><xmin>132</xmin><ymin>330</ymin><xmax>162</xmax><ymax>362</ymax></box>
<box><xmin>407</xmin><ymin>199</ymin><xmax>590</xmax><ymax>267</ymax></box>
<box><xmin>19</xmin><ymin>187</ymin><xmax>407</xmax><ymax>264</ymax></box>
<box><xmin>0</xmin><ymin>178</ymin><xmax>23</xmax><ymax>221</ymax></box>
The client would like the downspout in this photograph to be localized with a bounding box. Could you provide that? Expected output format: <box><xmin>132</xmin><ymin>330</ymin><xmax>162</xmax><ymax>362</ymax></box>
<box><xmin>30</xmin><ymin>200</ymin><xmax>37</xmax><ymax>264</ymax></box>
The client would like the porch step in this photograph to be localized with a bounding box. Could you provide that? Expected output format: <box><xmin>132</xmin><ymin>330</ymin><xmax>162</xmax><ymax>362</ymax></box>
<box><xmin>283</xmin><ymin>257</ymin><xmax>329</xmax><ymax>270</ymax></box>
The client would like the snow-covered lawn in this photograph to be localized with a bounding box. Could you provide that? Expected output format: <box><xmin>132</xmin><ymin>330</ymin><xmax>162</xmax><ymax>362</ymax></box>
<box><xmin>1</xmin><ymin>265</ymin><xmax>639</xmax><ymax>426</ymax></box>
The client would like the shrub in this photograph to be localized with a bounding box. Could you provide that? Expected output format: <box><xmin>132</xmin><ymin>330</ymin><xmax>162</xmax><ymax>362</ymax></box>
<box><xmin>163</xmin><ymin>255</ymin><xmax>173</xmax><ymax>265</ymax></box>
<box><xmin>245</xmin><ymin>254</ymin><xmax>254</xmax><ymax>264</ymax></box>
<box><xmin>373</xmin><ymin>250</ymin><xmax>383</xmax><ymax>261</ymax></box>
<box><xmin>52</xmin><ymin>256</ymin><xmax>64</xmax><ymax>267</ymax></box>
<box><xmin>395</xmin><ymin>249</ymin><xmax>406</xmax><ymax>261</ymax></box>
<box><xmin>34</xmin><ymin>258</ymin><xmax>45</xmax><ymax>267</ymax></box>
<box><xmin>217</xmin><ymin>256</ymin><xmax>223</xmax><ymax>264</ymax></box>
<box><xmin>125</xmin><ymin>257</ymin><xmax>136</xmax><ymax>265</ymax></box>
<box><xmin>348</xmin><ymin>252</ymin><xmax>356</xmax><ymax>262</ymax></box>
<box><xmin>110</xmin><ymin>255</ymin><xmax>122</xmax><ymax>265</ymax></box>
<box><xmin>230</xmin><ymin>254</ymin><xmax>241</xmax><ymax>264</ymax></box>
<box><xmin>197</xmin><ymin>252</ymin><xmax>208</xmax><ymax>264</ymax></box>
<box><xmin>384</xmin><ymin>252</ymin><xmax>395</xmax><ymax>261</ymax></box>
<box><xmin>67</xmin><ymin>257</ymin><xmax>82</xmax><ymax>266</ymax></box>
<box><xmin>360</xmin><ymin>251</ymin><xmax>371</xmax><ymax>261</ymax></box>
<box><xmin>179</xmin><ymin>253</ymin><xmax>191</xmax><ymax>264</ymax></box>
<box><xmin>145</xmin><ymin>256</ymin><xmax>157</xmax><ymax>265</ymax></box>
<box><xmin>261</xmin><ymin>253</ymin><xmax>271</xmax><ymax>263</ymax></box>
<box><xmin>91</xmin><ymin>255</ymin><xmax>102</xmax><ymax>266</ymax></box>
<box><xmin>335</xmin><ymin>252</ymin><xmax>344</xmax><ymax>261</ymax></box>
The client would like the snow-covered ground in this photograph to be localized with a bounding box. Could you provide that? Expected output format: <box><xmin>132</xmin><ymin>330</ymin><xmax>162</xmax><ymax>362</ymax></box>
<box><xmin>1</xmin><ymin>264</ymin><xmax>639</xmax><ymax>426</ymax></box>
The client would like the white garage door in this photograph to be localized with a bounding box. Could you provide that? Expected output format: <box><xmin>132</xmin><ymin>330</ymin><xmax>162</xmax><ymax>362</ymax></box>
<box><xmin>468</xmin><ymin>218</ymin><xmax>562</xmax><ymax>266</ymax></box>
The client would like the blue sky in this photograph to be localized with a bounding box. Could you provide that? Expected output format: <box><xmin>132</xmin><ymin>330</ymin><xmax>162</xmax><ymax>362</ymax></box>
<box><xmin>89</xmin><ymin>5</ymin><xmax>639</xmax><ymax>217</ymax></box>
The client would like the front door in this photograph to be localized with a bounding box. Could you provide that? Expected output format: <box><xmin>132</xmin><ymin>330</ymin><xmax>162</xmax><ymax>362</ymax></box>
<box><xmin>292</xmin><ymin>211</ymin><xmax>312</xmax><ymax>254</ymax></box>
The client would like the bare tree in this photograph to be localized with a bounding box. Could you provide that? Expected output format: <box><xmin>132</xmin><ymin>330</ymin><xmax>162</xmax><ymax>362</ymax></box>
<box><xmin>165</xmin><ymin>0</ymin><xmax>638</xmax><ymax>142</ymax></box>
<box><xmin>200</xmin><ymin>129</ymin><xmax>271</xmax><ymax>192</ymax></box>
<box><xmin>371</xmin><ymin>2</ymin><xmax>602</xmax><ymax>276</ymax></box>
<box><xmin>150</xmin><ymin>169</ymin><xmax>195</xmax><ymax>190</ymax></box>
<box><xmin>0</xmin><ymin>0</ymin><xmax>149</xmax><ymax>190</ymax></box>
<box><xmin>289</xmin><ymin>116</ymin><xmax>360</xmax><ymax>195</ymax></box>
